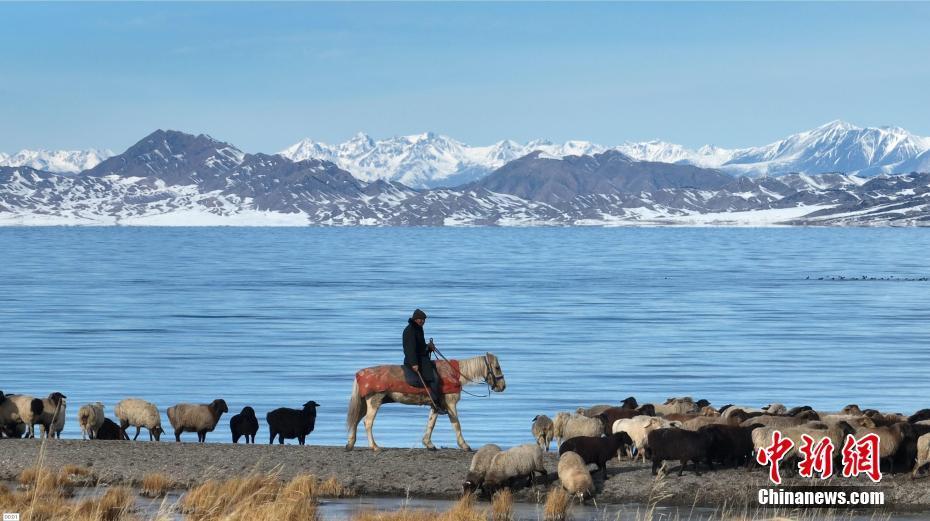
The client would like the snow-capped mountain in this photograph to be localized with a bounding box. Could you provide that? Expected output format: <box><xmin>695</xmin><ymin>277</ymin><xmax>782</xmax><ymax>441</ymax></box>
<box><xmin>3</xmin><ymin>129</ymin><xmax>930</xmax><ymax>227</ymax></box>
<box><xmin>279</xmin><ymin>133</ymin><xmax>605</xmax><ymax>188</ymax></box>
<box><xmin>0</xmin><ymin>148</ymin><xmax>112</xmax><ymax>173</ymax></box>
<box><xmin>281</xmin><ymin>121</ymin><xmax>930</xmax><ymax>186</ymax></box>
<box><xmin>721</xmin><ymin>120</ymin><xmax>930</xmax><ymax>176</ymax></box>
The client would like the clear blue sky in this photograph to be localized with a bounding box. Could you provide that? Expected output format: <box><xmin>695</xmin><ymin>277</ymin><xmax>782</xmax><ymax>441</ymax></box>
<box><xmin>1</xmin><ymin>2</ymin><xmax>929</xmax><ymax>153</ymax></box>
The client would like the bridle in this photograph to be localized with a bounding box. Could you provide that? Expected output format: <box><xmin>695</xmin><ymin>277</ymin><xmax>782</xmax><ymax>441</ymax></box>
<box><xmin>430</xmin><ymin>342</ymin><xmax>501</xmax><ymax>398</ymax></box>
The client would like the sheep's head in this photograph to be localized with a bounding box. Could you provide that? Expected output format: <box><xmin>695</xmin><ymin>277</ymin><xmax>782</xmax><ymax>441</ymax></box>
<box><xmin>242</xmin><ymin>406</ymin><xmax>256</xmax><ymax>418</ymax></box>
<box><xmin>695</xmin><ymin>399</ymin><xmax>711</xmax><ymax>409</ymax></box>
<box><xmin>700</xmin><ymin>405</ymin><xmax>719</xmax><ymax>417</ymax></box>
<box><xmin>212</xmin><ymin>399</ymin><xmax>229</xmax><ymax>414</ymax></box>
<box><xmin>462</xmin><ymin>471</ymin><xmax>484</xmax><ymax>494</ymax></box>
<box><xmin>637</xmin><ymin>404</ymin><xmax>656</xmax><ymax>416</ymax></box>
<box><xmin>152</xmin><ymin>425</ymin><xmax>164</xmax><ymax>441</ymax></box>
<box><xmin>303</xmin><ymin>401</ymin><xmax>320</xmax><ymax>410</ymax></box>
<box><xmin>788</xmin><ymin>406</ymin><xmax>813</xmax><ymax>417</ymax></box>
<box><xmin>48</xmin><ymin>392</ymin><xmax>66</xmax><ymax>407</ymax></box>
<box><xmin>796</xmin><ymin>409</ymin><xmax>820</xmax><ymax>421</ymax></box>
<box><xmin>836</xmin><ymin>421</ymin><xmax>856</xmax><ymax>439</ymax></box>
<box><xmin>842</xmin><ymin>404</ymin><xmax>862</xmax><ymax>415</ymax></box>
<box><xmin>620</xmin><ymin>396</ymin><xmax>638</xmax><ymax>409</ymax></box>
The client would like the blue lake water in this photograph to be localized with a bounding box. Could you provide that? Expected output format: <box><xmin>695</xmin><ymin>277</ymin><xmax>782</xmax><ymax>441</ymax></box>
<box><xmin>2</xmin><ymin>227</ymin><xmax>929</xmax><ymax>448</ymax></box>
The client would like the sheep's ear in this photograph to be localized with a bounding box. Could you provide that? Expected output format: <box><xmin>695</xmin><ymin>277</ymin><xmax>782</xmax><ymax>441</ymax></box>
<box><xmin>532</xmin><ymin>415</ymin><xmax>539</xmax><ymax>422</ymax></box>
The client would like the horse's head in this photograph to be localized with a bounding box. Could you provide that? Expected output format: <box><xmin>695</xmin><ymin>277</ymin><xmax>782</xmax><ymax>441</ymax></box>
<box><xmin>484</xmin><ymin>352</ymin><xmax>506</xmax><ymax>392</ymax></box>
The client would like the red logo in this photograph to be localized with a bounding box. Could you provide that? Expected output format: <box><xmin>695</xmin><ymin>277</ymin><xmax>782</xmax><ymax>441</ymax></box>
<box><xmin>841</xmin><ymin>433</ymin><xmax>882</xmax><ymax>482</ymax></box>
<box><xmin>798</xmin><ymin>434</ymin><xmax>834</xmax><ymax>479</ymax></box>
<box><xmin>756</xmin><ymin>430</ymin><xmax>794</xmax><ymax>484</ymax></box>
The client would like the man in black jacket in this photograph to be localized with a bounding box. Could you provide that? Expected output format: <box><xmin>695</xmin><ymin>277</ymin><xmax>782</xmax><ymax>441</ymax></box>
<box><xmin>402</xmin><ymin>308</ymin><xmax>448</xmax><ymax>415</ymax></box>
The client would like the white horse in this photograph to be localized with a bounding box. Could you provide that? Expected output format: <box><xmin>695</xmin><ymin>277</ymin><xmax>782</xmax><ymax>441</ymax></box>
<box><xmin>345</xmin><ymin>352</ymin><xmax>506</xmax><ymax>451</ymax></box>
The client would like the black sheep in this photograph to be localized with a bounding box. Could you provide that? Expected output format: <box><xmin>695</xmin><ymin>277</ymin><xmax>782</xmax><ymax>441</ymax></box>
<box><xmin>893</xmin><ymin>422</ymin><xmax>930</xmax><ymax>474</ymax></box>
<box><xmin>230</xmin><ymin>406</ymin><xmax>259</xmax><ymax>444</ymax></box>
<box><xmin>96</xmin><ymin>418</ymin><xmax>129</xmax><ymax>440</ymax></box>
<box><xmin>620</xmin><ymin>396</ymin><xmax>638</xmax><ymax>409</ymax></box>
<box><xmin>558</xmin><ymin>432</ymin><xmax>632</xmax><ymax>479</ymax></box>
<box><xmin>908</xmin><ymin>409</ymin><xmax>930</xmax><ymax>424</ymax></box>
<box><xmin>646</xmin><ymin>427</ymin><xmax>713</xmax><ymax>476</ymax></box>
<box><xmin>267</xmin><ymin>401</ymin><xmax>319</xmax><ymax>445</ymax></box>
<box><xmin>786</xmin><ymin>405</ymin><xmax>813</xmax><ymax>416</ymax></box>
<box><xmin>699</xmin><ymin>423</ymin><xmax>762</xmax><ymax>469</ymax></box>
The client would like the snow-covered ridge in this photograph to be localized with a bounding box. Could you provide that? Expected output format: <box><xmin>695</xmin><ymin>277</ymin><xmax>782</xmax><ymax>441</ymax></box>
<box><xmin>280</xmin><ymin>121</ymin><xmax>930</xmax><ymax>187</ymax></box>
<box><xmin>0</xmin><ymin>149</ymin><xmax>113</xmax><ymax>173</ymax></box>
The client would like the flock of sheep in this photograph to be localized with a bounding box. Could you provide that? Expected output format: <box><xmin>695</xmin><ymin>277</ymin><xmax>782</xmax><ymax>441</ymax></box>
<box><xmin>463</xmin><ymin>396</ymin><xmax>930</xmax><ymax>501</ymax></box>
<box><xmin>0</xmin><ymin>390</ymin><xmax>321</xmax><ymax>445</ymax></box>
<box><xmin>8</xmin><ymin>388</ymin><xmax>930</xmax><ymax>503</ymax></box>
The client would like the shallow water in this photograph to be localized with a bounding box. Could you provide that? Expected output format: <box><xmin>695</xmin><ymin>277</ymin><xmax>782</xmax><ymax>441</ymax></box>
<box><xmin>2</xmin><ymin>227</ymin><xmax>930</xmax><ymax>448</ymax></box>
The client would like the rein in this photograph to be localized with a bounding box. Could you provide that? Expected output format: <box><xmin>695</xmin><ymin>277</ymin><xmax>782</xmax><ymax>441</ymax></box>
<box><xmin>430</xmin><ymin>341</ymin><xmax>495</xmax><ymax>398</ymax></box>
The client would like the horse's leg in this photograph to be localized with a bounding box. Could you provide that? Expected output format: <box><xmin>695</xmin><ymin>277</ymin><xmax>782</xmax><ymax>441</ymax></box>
<box><xmin>445</xmin><ymin>394</ymin><xmax>471</xmax><ymax>451</ymax></box>
<box><xmin>364</xmin><ymin>395</ymin><xmax>383</xmax><ymax>452</ymax></box>
<box><xmin>422</xmin><ymin>408</ymin><xmax>439</xmax><ymax>450</ymax></box>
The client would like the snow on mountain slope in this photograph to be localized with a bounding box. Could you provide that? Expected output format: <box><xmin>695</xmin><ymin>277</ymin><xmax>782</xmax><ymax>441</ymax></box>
<box><xmin>0</xmin><ymin>148</ymin><xmax>113</xmax><ymax>173</ymax></box>
<box><xmin>279</xmin><ymin>133</ymin><xmax>605</xmax><ymax>188</ymax></box>
<box><xmin>281</xmin><ymin>121</ymin><xmax>930</xmax><ymax>185</ymax></box>
<box><xmin>723</xmin><ymin>120</ymin><xmax>930</xmax><ymax>176</ymax></box>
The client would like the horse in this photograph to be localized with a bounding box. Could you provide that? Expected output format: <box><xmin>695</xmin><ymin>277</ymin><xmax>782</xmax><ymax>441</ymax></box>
<box><xmin>345</xmin><ymin>352</ymin><xmax>506</xmax><ymax>451</ymax></box>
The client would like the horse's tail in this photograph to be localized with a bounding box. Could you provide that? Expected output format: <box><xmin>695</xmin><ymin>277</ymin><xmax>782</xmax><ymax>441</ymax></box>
<box><xmin>346</xmin><ymin>379</ymin><xmax>366</xmax><ymax>433</ymax></box>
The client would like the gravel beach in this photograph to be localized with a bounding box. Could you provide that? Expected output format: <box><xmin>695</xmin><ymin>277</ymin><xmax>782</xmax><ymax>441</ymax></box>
<box><xmin>1</xmin><ymin>439</ymin><xmax>928</xmax><ymax>511</ymax></box>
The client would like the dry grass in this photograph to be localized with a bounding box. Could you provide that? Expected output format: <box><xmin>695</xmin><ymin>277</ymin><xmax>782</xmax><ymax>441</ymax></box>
<box><xmin>490</xmin><ymin>489</ymin><xmax>513</xmax><ymax>521</ymax></box>
<box><xmin>543</xmin><ymin>486</ymin><xmax>570</xmax><ymax>521</ymax></box>
<box><xmin>178</xmin><ymin>472</ymin><xmax>354</xmax><ymax>521</ymax></box>
<box><xmin>73</xmin><ymin>486</ymin><xmax>135</xmax><ymax>521</ymax></box>
<box><xmin>140</xmin><ymin>473</ymin><xmax>172</xmax><ymax>498</ymax></box>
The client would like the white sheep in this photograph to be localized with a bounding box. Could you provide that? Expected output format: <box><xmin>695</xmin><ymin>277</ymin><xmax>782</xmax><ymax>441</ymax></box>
<box><xmin>612</xmin><ymin>416</ymin><xmax>678</xmax><ymax>462</ymax></box>
<box><xmin>462</xmin><ymin>443</ymin><xmax>502</xmax><ymax>494</ymax></box>
<box><xmin>5</xmin><ymin>394</ymin><xmax>45</xmax><ymax>438</ymax></box>
<box><xmin>853</xmin><ymin>422</ymin><xmax>913</xmax><ymax>459</ymax></box>
<box><xmin>751</xmin><ymin>421</ymin><xmax>856</xmax><ymax>460</ymax></box>
<box><xmin>651</xmin><ymin>397</ymin><xmax>698</xmax><ymax>416</ymax></box>
<box><xmin>532</xmin><ymin>415</ymin><xmax>554</xmax><ymax>451</ymax></box>
<box><xmin>115</xmin><ymin>398</ymin><xmax>164</xmax><ymax>441</ymax></box>
<box><xmin>912</xmin><ymin>433</ymin><xmax>930</xmax><ymax>478</ymax></box>
<box><xmin>763</xmin><ymin>403</ymin><xmax>788</xmax><ymax>415</ymax></box>
<box><xmin>483</xmin><ymin>443</ymin><xmax>547</xmax><ymax>491</ymax></box>
<box><xmin>576</xmin><ymin>405</ymin><xmax>613</xmax><ymax>417</ymax></box>
<box><xmin>558</xmin><ymin>450</ymin><xmax>594</xmax><ymax>500</ymax></box>
<box><xmin>167</xmin><ymin>399</ymin><xmax>228</xmax><ymax>442</ymax></box>
<box><xmin>0</xmin><ymin>391</ymin><xmax>25</xmax><ymax>437</ymax></box>
<box><xmin>553</xmin><ymin>412</ymin><xmax>603</xmax><ymax>445</ymax></box>
<box><xmin>722</xmin><ymin>406</ymin><xmax>765</xmax><ymax>419</ymax></box>
<box><xmin>78</xmin><ymin>402</ymin><xmax>106</xmax><ymax>440</ymax></box>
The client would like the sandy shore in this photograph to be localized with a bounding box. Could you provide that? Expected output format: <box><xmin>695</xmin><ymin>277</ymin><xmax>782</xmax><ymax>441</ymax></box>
<box><xmin>1</xmin><ymin>439</ymin><xmax>928</xmax><ymax>511</ymax></box>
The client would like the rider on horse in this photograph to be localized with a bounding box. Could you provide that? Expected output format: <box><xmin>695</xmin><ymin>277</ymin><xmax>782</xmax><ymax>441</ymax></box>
<box><xmin>402</xmin><ymin>308</ymin><xmax>449</xmax><ymax>415</ymax></box>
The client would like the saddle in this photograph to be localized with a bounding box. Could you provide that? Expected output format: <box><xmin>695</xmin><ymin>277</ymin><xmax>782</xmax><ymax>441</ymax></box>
<box><xmin>355</xmin><ymin>360</ymin><xmax>462</xmax><ymax>398</ymax></box>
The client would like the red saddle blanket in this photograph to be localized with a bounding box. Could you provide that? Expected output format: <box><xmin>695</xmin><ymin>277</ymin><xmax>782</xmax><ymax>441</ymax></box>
<box><xmin>356</xmin><ymin>360</ymin><xmax>462</xmax><ymax>398</ymax></box>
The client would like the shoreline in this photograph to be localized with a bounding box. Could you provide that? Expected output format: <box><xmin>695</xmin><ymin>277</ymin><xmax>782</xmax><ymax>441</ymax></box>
<box><xmin>2</xmin><ymin>439</ymin><xmax>929</xmax><ymax>513</ymax></box>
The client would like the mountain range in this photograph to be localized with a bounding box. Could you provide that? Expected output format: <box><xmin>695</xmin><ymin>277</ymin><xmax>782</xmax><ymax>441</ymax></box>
<box><xmin>2</xmin><ymin>127</ymin><xmax>929</xmax><ymax>227</ymax></box>
<box><xmin>278</xmin><ymin>121</ymin><xmax>930</xmax><ymax>187</ymax></box>
<box><xmin>6</xmin><ymin>121</ymin><xmax>929</xmax><ymax>188</ymax></box>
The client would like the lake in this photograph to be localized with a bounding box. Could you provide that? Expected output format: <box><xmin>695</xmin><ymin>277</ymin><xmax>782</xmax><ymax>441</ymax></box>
<box><xmin>2</xmin><ymin>227</ymin><xmax>929</xmax><ymax>448</ymax></box>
